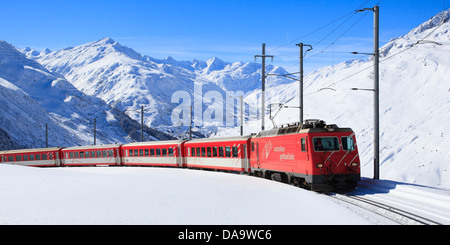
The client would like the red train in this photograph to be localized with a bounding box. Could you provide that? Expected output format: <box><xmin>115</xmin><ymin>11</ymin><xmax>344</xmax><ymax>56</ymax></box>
<box><xmin>0</xmin><ymin>120</ymin><xmax>360</xmax><ymax>192</ymax></box>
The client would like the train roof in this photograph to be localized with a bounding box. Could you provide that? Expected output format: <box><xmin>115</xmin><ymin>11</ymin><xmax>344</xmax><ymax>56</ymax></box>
<box><xmin>254</xmin><ymin>119</ymin><xmax>354</xmax><ymax>138</ymax></box>
<box><xmin>122</xmin><ymin>140</ymin><xmax>186</xmax><ymax>147</ymax></box>
<box><xmin>62</xmin><ymin>144</ymin><xmax>121</xmax><ymax>151</ymax></box>
<box><xmin>0</xmin><ymin>147</ymin><xmax>63</xmax><ymax>154</ymax></box>
<box><xmin>184</xmin><ymin>135</ymin><xmax>251</xmax><ymax>144</ymax></box>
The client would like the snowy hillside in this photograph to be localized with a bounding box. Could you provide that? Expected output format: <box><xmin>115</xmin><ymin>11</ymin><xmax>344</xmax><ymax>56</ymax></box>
<box><xmin>28</xmin><ymin>38</ymin><xmax>292</xmax><ymax>137</ymax></box>
<box><xmin>0</xmin><ymin>40</ymin><xmax>173</xmax><ymax>150</ymax></box>
<box><xmin>228</xmin><ymin>9</ymin><xmax>450</xmax><ymax>188</ymax></box>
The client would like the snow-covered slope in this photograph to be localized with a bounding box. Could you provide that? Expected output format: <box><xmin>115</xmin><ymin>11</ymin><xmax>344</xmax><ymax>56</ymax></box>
<box><xmin>30</xmin><ymin>38</ymin><xmax>292</xmax><ymax>137</ymax></box>
<box><xmin>232</xmin><ymin>9</ymin><xmax>450</xmax><ymax>188</ymax></box>
<box><xmin>0</xmin><ymin>40</ymin><xmax>173</xmax><ymax>149</ymax></box>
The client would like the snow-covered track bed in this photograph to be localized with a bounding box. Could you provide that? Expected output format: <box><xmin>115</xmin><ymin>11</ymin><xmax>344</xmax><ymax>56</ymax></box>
<box><xmin>330</xmin><ymin>193</ymin><xmax>442</xmax><ymax>225</ymax></box>
<box><xmin>330</xmin><ymin>179</ymin><xmax>450</xmax><ymax>225</ymax></box>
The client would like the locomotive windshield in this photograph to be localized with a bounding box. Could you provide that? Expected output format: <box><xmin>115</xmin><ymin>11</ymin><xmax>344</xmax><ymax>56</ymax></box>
<box><xmin>313</xmin><ymin>137</ymin><xmax>339</xmax><ymax>152</ymax></box>
<box><xmin>342</xmin><ymin>136</ymin><xmax>355</xmax><ymax>151</ymax></box>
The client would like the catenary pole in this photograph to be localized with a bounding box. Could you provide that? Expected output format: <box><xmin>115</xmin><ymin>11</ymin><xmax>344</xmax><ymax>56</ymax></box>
<box><xmin>296</xmin><ymin>43</ymin><xmax>312</xmax><ymax>124</ymax></box>
<box><xmin>141</xmin><ymin>106</ymin><xmax>144</xmax><ymax>142</ymax></box>
<box><xmin>254</xmin><ymin>43</ymin><xmax>273</xmax><ymax>131</ymax></box>
<box><xmin>373</xmin><ymin>5</ymin><xmax>380</xmax><ymax>180</ymax></box>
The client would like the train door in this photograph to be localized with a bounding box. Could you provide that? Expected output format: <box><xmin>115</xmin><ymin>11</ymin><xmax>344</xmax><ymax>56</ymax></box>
<box><xmin>256</xmin><ymin>142</ymin><xmax>260</xmax><ymax>169</ymax></box>
<box><xmin>116</xmin><ymin>148</ymin><xmax>122</xmax><ymax>165</ymax></box>
<box><xmin>55</xmin><ymin>152</ymin><xmax>61</xmax><ymax>166</ymax></box>
<box><xmin>300</xmin><ymin>136</ymin><xmax>310</xmax><ymax>164</ymax></box>
<box><xmin>242</xmin><ymin>144</ymin><xmax>249</xmax><ymax>172</ymax></box>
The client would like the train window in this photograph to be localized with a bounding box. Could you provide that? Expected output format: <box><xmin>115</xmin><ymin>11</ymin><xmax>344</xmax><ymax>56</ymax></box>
<box><xmin>251</xmin><ymin>142</ymin><xmax>255</xmax><ymax>152</ymax></box>
<box><xmin>342</xmin><ymin>137</ymin><xmax>355</xmax><ymax>151</ymax></box>
<box><xmin>313</xmin><ymin>137</ymin><xmax>339</xmax><ymax>152</ymax></box>
<box><xmin>162</xmin><ymin>148</ymin><xmax>167</xmax><ymax>157</ymax></box>
<box><xmin>74</xmin><ymin>152</ymin><xmax>79</xmax><ymax>158</ymax></box>
<box><xmin>168</xmin><ymin>148</ymin><xmax>174</xmax><ymax>157</ymax></box>
<box><xmin>225</xmin><ymin>146</ymin><xmax>231</xmax><ymax>157</ymax></box>
<box><xmin>196</xmin><ymin>147</ymin><xmax>200</xmax><ymax>157</ymax></box>
<box><xmin>17</xmin><ymin>155</ymin><xmax>22</xmax><ymax>161</ymax></box>
<box><xmin>212</xmin><ymin>147</ymin><xmax>217</xmax><ymax>157</ymax></box>
<box><xmin>129</xmin><ymin>149</ymin><xmax>133</xmax><ymax>157</ymax></box>
<box><xmin>150</xmin><ymin>149</ymin><xmax>155</xmax><ymax>157</ymax></box>
<box><xmin>156</xmin><ymin>148</ymin><xmax>161</xmax><ymax>156</ymax></box>
<box><xmin>30</xmin><ymin>154</ymin><xmax>35</xmax><ymax>161</ymax></box>
<box><xmin>145</xmin><ymin>149</ymin><xmax>149</xmax><ymax>157</ymax></box>
<box><xmin>219</xmin><ymin>147</ymin><xmax>224</xmax><ymax>157</ymax></box>
<box><xmin>102</xmin><ymin>150</ymin><xmax>107</xmax><ymax>157</ymax></box>
<box><xmin>42</xmin><ymin>154</ymin><xmax>47</xmax><ymax>160</ymax></box>
<box><xmin>8</xmin><ymin>156</ymin><xmax>14</xmax><ymax>162</ymax></box>
<box><xmin>23</xmin><ymin>155</ymin><xmax>28</xmax><ymax>161</ymax></box>
<box><xmin>36</xmin><ymin>154</ymin><xmax>41</xmax><ymax>160</ymax></box>
<box><xmin>139</xmin><ymin>149</ymin><xmax>143</xmax><ymax>157</ymax></box>
<box><xmin>301</xmin><ymin>137</ymin><xmax>307</xmax><ymax>152</ymax></box>
<box><xmin>85</xmin><ymin>151</ymin><xmax>90</xmax><ymax>158</ymax></box>
<box><xmin>80</xmin><ymin>151</ymin><xmax>85</xmax><ymax>158</ymax></box>
<box><xmin>191</xmin><ymin>147</ymin><xmax>195</xmax><ymax>157</ymax></box>
<box><xmin>232</xmin><ymin>146</ymin><xmax>238</xmax><ymax>158</ymax></box>
<box><xmin>207</xmin><ymin>147</ymin><xmax>211</xmax><ymax>157</ymax></box>
<box><xmin>96</xmin><ymin>151</ymin><xmax>100</xmax><ymax>157</ymax></box>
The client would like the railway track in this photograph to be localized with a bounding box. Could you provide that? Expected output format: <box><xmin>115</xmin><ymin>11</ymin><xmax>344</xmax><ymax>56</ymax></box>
<box><xmin>329</xmin><ymin>193</ymin><xmax>443</xmax><ymax>225</ymax></box>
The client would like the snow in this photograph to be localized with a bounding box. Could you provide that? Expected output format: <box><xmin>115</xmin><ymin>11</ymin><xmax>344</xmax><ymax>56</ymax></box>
<box><xmin>0</xmin><ymin>164</ymin><xmax>372</xmax><ymax>225</ymax></box>
<box><xmin>2</xmin><ymin>164</ymin><xmax>449</xmax><ymax>225</ymax></box>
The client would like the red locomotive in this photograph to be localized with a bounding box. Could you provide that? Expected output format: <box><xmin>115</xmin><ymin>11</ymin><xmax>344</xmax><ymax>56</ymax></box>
<box><xmin>0</xmin><ymin>119</ymin><xmax>360</xmax><ymax>192</ymax></box>
<box><xmin>249</xmin><ymin>120</ymin><xmax>360</xmax><ymax>191</ymax></box>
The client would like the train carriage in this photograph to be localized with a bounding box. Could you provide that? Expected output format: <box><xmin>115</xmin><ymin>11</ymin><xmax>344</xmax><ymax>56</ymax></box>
<box><xmin>0</xmin><ymin>147</ymin><xmax>62</xmax><ymax>167</ymax></box>
<box><xmin>121</xmin><ymin>140</ymin><xmax>186</xmax><ymax>167</ymax></box>
<box><xmin>184</xmin><ymin>136</ymin><xmax>251</xmax><ymax>173</ymax></box>
<box><xmin>61</xmin><ymin>144</ymin><xmax>122</xmax><ymax>166</ymax></box>
<box><xmin>249</xmin><ymin>120</ymin><xmax>360</xmax><ymax>192</ymax></box>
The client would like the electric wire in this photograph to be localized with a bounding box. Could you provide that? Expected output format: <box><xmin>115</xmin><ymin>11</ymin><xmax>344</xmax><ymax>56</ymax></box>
<box><xmin>303</xmin><ymin>7</ymin><xmax>449</xmax><ymax>97</ymax></box>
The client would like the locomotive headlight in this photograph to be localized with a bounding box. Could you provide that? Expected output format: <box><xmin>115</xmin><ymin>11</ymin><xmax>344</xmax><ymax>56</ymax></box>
<box><xmin>351</xmin><ymin>162</ymin><xmax>359</xmax><ymax>167</ymax></box>
<box><xmin>316</xmin><ymin>163</ymin><xmax>323</xmax><ymax>168</ymax></box>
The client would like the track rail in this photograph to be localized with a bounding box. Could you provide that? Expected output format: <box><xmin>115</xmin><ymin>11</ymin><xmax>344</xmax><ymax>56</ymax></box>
<box><xmin>329</xmin><ymin>193</ymin><xmax>443</xmax><ymax>225</ymax></box>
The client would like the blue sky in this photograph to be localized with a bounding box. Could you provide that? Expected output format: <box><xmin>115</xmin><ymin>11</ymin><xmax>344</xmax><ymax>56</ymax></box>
<box><xmin>1</xmin><ymin>0</ymin><xmax>447</xmax><ymax>73</ymax></box>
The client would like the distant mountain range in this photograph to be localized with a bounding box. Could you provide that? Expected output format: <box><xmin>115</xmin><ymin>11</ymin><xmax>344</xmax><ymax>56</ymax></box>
<box><xmin>24</xmin><ymin>37</ymin><xmax>292</xmax><ymax>138</ymax></box>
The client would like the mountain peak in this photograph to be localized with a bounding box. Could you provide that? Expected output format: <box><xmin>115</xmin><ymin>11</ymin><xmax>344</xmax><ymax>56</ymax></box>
<box><xmin>411</xmin><ymin>9</ymin><xmax>450</xmax><ymax>36</ymax></box>
<box><xmin>206</xmin><ymin>57</ymin><xmax>227</xmax><ymax>71</ymax></box>
<box><xmin>97</xmin><ymin>37</ymin><xmax>116</xmax><ymax>45</ymax></box>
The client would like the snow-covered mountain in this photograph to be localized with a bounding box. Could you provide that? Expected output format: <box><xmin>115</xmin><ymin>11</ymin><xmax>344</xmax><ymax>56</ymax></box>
<box><xmin>28</xmin><ymin>38</ymin><xmax>292</xmax><ymax>137</ymax></box>
<box><xmin>0</xmin><ymin>40</ymin><xmax>174</xmax><ymax>150</ymax></box>
<box><xmin>221</xmin><ymin>9</ymin><xmax>449</xmax><ymax>188</ymax></box>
